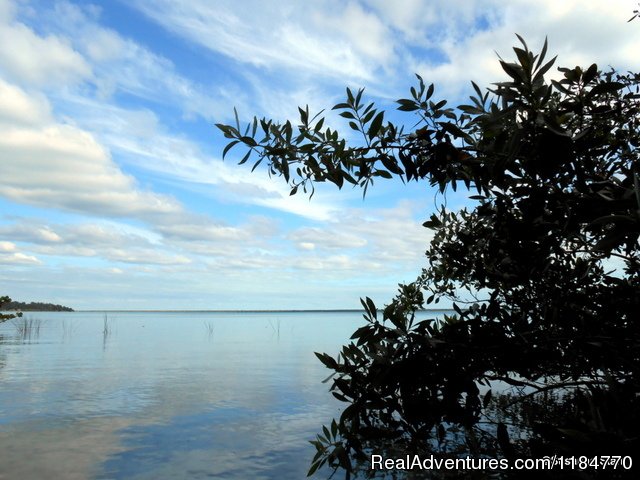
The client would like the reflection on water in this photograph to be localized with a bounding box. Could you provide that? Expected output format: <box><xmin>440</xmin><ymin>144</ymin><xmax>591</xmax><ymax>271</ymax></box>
<box><xmin>0</xmin><ymin>310</ymin><xmax>379</xmax><ymax>479</ymax></box>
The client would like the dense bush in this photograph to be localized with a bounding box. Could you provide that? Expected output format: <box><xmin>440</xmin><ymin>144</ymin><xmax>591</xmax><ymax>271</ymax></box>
<box><xmin>218</xmin><ymin>37</ymin><xmax>639</xmax><ymax>478</ymax></box>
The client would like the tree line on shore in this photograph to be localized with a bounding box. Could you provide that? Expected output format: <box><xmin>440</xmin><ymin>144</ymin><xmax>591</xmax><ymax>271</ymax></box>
<box><xmin>1</xmin><ymin>296</ymin><xmax>73</xmax><ymax>314</ymax></box>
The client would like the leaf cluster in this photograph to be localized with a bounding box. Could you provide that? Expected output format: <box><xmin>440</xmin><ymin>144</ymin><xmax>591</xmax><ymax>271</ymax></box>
<box><xmin>217</xmin><ymin>37</ymin><xmax>640</xmax><ymax>478</ymax></box>
<box><xmin>0</xmin><ymin>296</ymin><xmax>23</xmax><ymax>323</ymax></box>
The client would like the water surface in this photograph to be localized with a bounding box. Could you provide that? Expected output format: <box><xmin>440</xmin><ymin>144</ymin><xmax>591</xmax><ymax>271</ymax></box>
<box><xmin>0</xmin><ymin>311</ymin><xmax>371</xmax><ymax>479</ymax></box>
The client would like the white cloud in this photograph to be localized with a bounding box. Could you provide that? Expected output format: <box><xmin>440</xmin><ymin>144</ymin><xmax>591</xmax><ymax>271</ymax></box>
<box><xmin>311</xmin><ymin>200</ymin><xmax>433</xmax><ymax>264</ymax></box>
<box><xmin>0</xmin><ymin>0</ymin><xmax>14</xmax><ymax>22</ymax></box>
<box><xmin>0</xmin><ymin>3</ymin><xmax>91</xmax><ymax>87</ymax></box>
<box><xmin>312</xmin><ymin>1</ymin><xmax>395</xmax><ymax>64</ymax></box>
<box><xmin>0</xmin><ymin>220</ymin><xmax>191</xmax><ymax>266</ymax></box>
<box><xmin>0</xmin><ymin>223</ymin><xmax>62</xmax><ymax>243</ymax></box>
<box><xmin>0</xmin><ymin>79</ymin><xmax>184</xmax><ymax>219</ymax></box>
<box><xmin>288</xmin><ymin>228</ymin><xmax>367</xmax><ymax>250</ymax></box>
<box><xmin>156</xmin><ymin>218</ymin><xmax>269</xmax><ymax>244</ymax></box>
<box><xmin>38</xmin><ymin>0</ymin><xmax>241</xmax><ymax>122</ymax></box>
<box><xmin>404</xmin><ymin>0</ymin><xmax>640</xmax><ymax>99</ymax></box>
<box><xmin>52</xmin><ymin>92</ymin><xmax>342</xmax><ymax>221</ymax></box>
<box><xmin>0</xmin><ymin>251</ymin><xmax>41</xmax><ymax>264</ymax></box>
<box><xmin>0</xmin><ymin>240</ymin><xmax>41</xmax><ymax>264</ymax></box>
<box><xmin>0</xmin><ymin>78</ymin><xmax>51</xmax><ymax>125</ymax></box>
<box><xmin>123</xmin><ymin>0</ymin><xmax>391</xmax><ymax>83</ymax></box>
<box><xmin>0</xmin><ymin>240</ymin><xmax>16</xmax><ymax>252</ymax></box>
<box><xmin>121</xmin><ymin>0</ymin><xmax>640</xmax><ymax>108</ymax></box>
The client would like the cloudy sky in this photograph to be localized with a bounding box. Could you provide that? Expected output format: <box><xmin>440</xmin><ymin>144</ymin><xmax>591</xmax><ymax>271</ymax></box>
<box><xmin>1</xmin><ymin>0</ymin><xmax>639</xmax><ymax>310</ymax></box>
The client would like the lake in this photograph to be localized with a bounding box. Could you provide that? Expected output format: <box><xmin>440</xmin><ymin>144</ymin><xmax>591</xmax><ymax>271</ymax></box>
<box><xmin>0</xmin><ymin>310</ymin><xmax>446</xmax><ymax>479</ymax></box>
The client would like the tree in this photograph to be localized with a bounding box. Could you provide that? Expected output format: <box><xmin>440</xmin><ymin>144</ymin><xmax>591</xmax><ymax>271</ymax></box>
<box><xmin>1</xmin><ymin>296</ymin><xmax>22</xmax><ymax>323</ymax></box>
<box><xmin>217</xmin><ymin>37</ymin><xmax>640</xmax><ymax>478</ymax></box>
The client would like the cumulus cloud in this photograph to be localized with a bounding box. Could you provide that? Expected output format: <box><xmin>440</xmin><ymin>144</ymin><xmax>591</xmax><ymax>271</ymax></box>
<box><xmin>0</xmin><ymin>3</ymin><xmax>91</xmax><ymax>87</ymax></box>
<box><xmin>0</xmin><ymin>79</ymin><xmax>52</xmax><ymax>125</ymax></box>
<box><xmin>0</xmin><ymin>79</ymin><xmax>184</xmax><ymax>219</ymax></box>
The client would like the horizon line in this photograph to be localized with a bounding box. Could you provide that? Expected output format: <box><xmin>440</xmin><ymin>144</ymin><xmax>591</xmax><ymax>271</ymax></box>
<box><xmin>72</xmin><ymin>308</ymin><xmax>455</xmax><ymax>313</ymax></box>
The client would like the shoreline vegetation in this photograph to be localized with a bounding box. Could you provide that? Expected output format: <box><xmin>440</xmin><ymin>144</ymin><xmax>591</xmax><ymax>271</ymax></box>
<box><xmin>2</xmin><ymin>300</ymin><xmax>74</xmax><ymax>312</ymax></box>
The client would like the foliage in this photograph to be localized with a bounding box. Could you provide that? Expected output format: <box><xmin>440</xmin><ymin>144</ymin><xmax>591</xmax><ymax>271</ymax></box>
<box><xmin>217</xmin><ymin>36</ymin><xmax>640</xmax><ymax>478</ymax></box>
<box><xmin>1</xmin><ymin>296</ymin><xmax>23</xmax><ymax>323</ymax></box>
<box><xmin>1</xmin><ymin>300</ymin><xmax>74</xmax><ymax>312</ymax></box>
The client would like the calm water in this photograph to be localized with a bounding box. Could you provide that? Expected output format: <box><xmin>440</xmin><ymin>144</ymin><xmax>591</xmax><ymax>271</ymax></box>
<box><xmin>0</xmin><ymin>310</ymin><xmax>381</xmax><ymax>479</ymax></box>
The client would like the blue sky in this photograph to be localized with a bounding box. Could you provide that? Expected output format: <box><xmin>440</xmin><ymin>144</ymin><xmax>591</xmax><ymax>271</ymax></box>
<box><xmin>1</xmin><ymin>0</ymin><xmax>639</xmax><ymax>310</ymax></box>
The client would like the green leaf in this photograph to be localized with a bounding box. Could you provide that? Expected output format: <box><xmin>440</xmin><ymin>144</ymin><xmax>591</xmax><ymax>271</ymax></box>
<box><xmin>513</xmin><ymin>47</ymin><xmax>532</xmax><ymax>71</ymax></box>
<box><xmin>426</xmin><ymin>83</ymin><xmax>434</xmax><ymax>100</ymax></box>
<box><xmin>532</xmin><ymin>56</ymin><xmax>557</xmax><ymax>83</ymax></box>
<box><xmin>240</xmin><ymin>136</ymin><xmax>257</xmax><ymax>147</ymax></box>
<box><xmin>315</xmin><ymin>352</ymin><xmax>338</xmax><ymax>369</ymax></box>
<box><xmin>361</xmin><ymin>109</ymin><xmax>376</xmax><ymax>125</ymax></box>
<box><xmin>515</xmin><ymin>33</ymin><xmax>528</xmax><ymax>52</ymax></box>
<box><xmin>422</xmin><ymin>215</ymin><xmax>442</xmax><ymax>229</ymax></box>
<box><xmin>380</xmin><ymin>155</ymin><xmax>404</xmax><ymax>175</ymax></box>
<box><xmin>397</xmin><ymin>103</ymin><xmax>419</xmax><ymax>112</ymax></box>
<box><xmin>587</xmin><ymin>81</ymin><xmax>625</xmax><ymax>97</ymax></box>
<box><xmin>368</xmin><ymin>111</ymin><xmax>384</xmax><ymax>140</ymax></box>
<box><xmin>307</xmin><ymin>459</ymin><xmax>324</xmax><ymax>477</ymax></box>
<box><xmin>331</xmin><ymin>419</ymin><xmax>338</xmax><ymax>437</ymax></box>
<box><xmin>483</xmin><ymin>389</ymin><xmax>493</xmax><ymax>408</ymax></box>
<box><xmin>332</xmin><ymin>392</ymin><xmax>349</xmax><ymax>402</ymax></box>
<box><xmin>433</xmin><ymin>99</ymin><xmax>447</xmax><ymax>110</ymax></box>
<box><xmin>366</xmin><ymin>297</ymin><xmax>377</xmax><ymax>319</ymax></box>
<box><xmin>440</xmin><ymin>122</ymin><xmax>469</xmax><ymax>141</ymax></box>
<box><xmin>582</xmin><ymin>63</ymin><xmax>598</xmax><ymax>84</ymax></box>
<box><xmin>298</xmin><ymin>106</ymin><xmax>308</xmax><ymax>124</ymax></box>
<box><xmin>239</xmin><ymin>150</ymin><xmax>251</xmax><ymax>165</ymax></box>
<box><xmin>355</xmin><ymin>88</ymin><xmax>364</xmax><ymax>108</ymax></box>
<box><xmin>500</xmin><ymin>61</ymin><xmax>524</xmax><ymax>82</ymax></box>
<box><xmin>534</xmin><ymin>36</ymin><xmax>548</xmax><ymax>71</ymax></box>
<box><xmin>346</xmin><ymin>87</ymin><xmax>355</xmax><ymax>105</ymax></box>
<box><xmin>250</xmin><ymin>158</ymin><xmax>263</xmax><ymax>172</ymax></box>
<box><xmin>471</xmin><ymin>81</ymin><xmax>483</xmax><ymax>99</ymax></box>
<box><xmin>415</xmin><ymin>73</ymin><xmax>425</xmax><ymax>94</ymax></box>
<box><xmin>222</xmin><ymin>140</ymin><xmax>239</xmax><ymax>160</ymax></box>
<box><xmin>233</xmin><ymin>107</ymin><xmax>240</xmax><ymax>131</ymax></box>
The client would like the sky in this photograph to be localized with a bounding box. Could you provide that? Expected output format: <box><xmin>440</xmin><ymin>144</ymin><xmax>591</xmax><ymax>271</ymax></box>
<box><xmin>1</xmin><ymin>0</ymin><xmax>639</xmax><ymax>310</ymax></box>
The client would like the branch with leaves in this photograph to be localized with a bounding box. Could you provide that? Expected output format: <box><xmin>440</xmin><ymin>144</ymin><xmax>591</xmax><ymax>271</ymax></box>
<box><xmin>217</xmin><ymin>36</ymin><xmax>640</xmax><ymax>478</ymax></box>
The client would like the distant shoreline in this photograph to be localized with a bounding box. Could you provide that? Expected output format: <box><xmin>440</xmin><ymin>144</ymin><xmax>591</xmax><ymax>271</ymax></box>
<box><xmin>3</xmin><ymin>301</ymin><xmax>73</xmax><ymax>312</ymax></box>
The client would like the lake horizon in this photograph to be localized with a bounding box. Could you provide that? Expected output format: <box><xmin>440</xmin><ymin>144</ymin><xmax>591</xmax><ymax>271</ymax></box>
<box><xmin>9</xmin><ymin>308</ymin><xmax>455</xmax><ymax>315</ymax></box>
<box><xmin>0</xmin><ymin>309</ymin><xmax>453</xmax><ymax>479</ymax></box>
